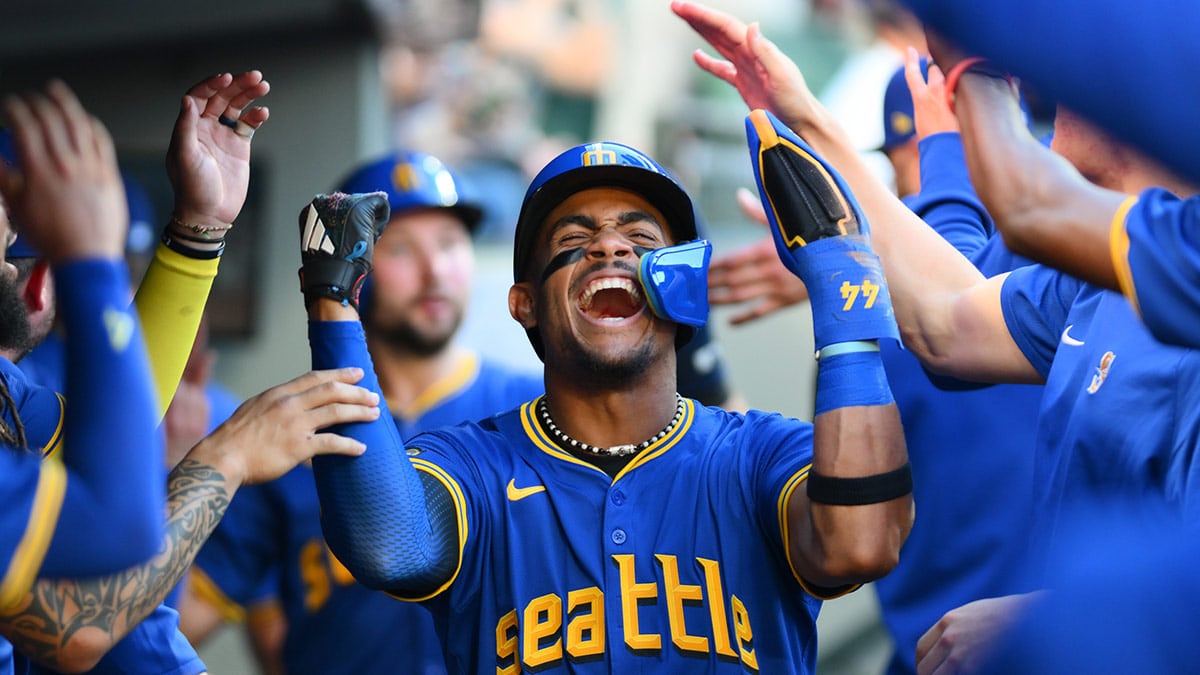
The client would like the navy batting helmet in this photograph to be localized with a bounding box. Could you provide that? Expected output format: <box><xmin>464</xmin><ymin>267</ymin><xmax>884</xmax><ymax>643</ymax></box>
<box><xmin>336</xmin><ymin>150</ymin><xmax>484</xmax><ymax>232</ymax></box>
<box><xmin>512</xmin><ymin>142</ymin><xmax>697</xmax><ymax>283</ymax></box>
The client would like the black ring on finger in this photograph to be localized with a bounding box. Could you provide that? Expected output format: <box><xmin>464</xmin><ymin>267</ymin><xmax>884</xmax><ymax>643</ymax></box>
<box><xmin>218</xmin><ymin>114</ymin><xmax>239</xmax><ymax>129</ymax></box>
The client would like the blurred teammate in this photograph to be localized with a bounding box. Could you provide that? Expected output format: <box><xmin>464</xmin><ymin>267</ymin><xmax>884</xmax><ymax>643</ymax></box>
<box><xmin>183</xmin><ymin>151</ymin><xmax>542</xmax><ymax>674</ymax></box>
<box><xmin>707</xmin><ymin>49</ymin><xmax>1044</xmax><ymax>674</ymax></box>
<box><xmin>894</xmin><ymin>3</ymin><xmax>1200</xmax><ymax>352</ymax></box>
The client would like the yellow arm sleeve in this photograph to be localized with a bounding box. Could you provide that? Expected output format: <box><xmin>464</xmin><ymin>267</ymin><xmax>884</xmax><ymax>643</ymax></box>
<box><xmin>133</xmin><ymin>244</ymin><xmax>220</xmax><ymax>419</ymax></box>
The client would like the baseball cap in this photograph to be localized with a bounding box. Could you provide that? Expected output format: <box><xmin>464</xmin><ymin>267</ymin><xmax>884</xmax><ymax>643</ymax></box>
<box><xmin>512</xmin><ymin>141</ymin><xmax>697</xmax><ymax>283</ymax></box>
<box><xmin>335</xmin><ymin>150</ymin><xmax>484</xmax><ymax>234</ymax></box>
<box><xmin>878</xmin><ymin>58</ymin><xmax>929</xmax><ymax>153</ymax></box>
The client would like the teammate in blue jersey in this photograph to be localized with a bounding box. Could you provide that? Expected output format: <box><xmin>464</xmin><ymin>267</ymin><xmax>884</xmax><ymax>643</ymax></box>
<box><xmin>671</xmin><ymin>5</ymin><xmax>1200</xmax><ymax>673</ymax></box>
<box><xmin>184</xmin><ymin>151</ymin><xmax>543</xmax><ymax>675</ymax></box>
<box><xmin>300</xmin><ymin>114</ymin><xmax>914</xmax><ymax>670</ymax></box>
<box><xmin>0</xmin><ymin>72</ymin><xmax>381</xmax><ymax>675</ymax></box>
<box><xmin>916</xmin><ymin>34</ymin><xmax>1200</xmax><ymax>356</ymax></box>
<box><xmin>705</xmin><ymin>49</ymin><xmax>1043</xmax><ymax>675</ymax></box>
<box><xmin>0</xmin><ymin>80</ymin><xmax>166</xmax><ymax>607</ymax></box>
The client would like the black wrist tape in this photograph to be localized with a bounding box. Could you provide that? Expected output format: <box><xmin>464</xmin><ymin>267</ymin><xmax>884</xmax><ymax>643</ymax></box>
<box><xmin>807</xmin><ymin>461</ymin><xmax>912</xmax><ymax>506</ymax></box>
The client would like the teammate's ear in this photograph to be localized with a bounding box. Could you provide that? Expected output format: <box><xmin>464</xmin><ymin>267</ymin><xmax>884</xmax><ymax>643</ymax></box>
<box><xmin>509</xmin><ymin>282</ymin><xmax>537</xmax><ymax>329</ymax></box>
<box><xmin>22</xmin><ymin>260</ymin><xmax>52</xmax><ymax>313</ymax></box>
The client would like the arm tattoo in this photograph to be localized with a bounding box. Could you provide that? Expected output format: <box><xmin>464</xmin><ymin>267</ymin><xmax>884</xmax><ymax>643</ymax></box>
<box><xmin>0</xmin><ymin>459</ymin><xmax>230</xmax><ymax>669</ymax></box>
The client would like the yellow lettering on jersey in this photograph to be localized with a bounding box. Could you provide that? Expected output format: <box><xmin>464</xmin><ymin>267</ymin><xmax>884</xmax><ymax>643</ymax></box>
<box><xmin>698</xmin><ymin>557</ymin><xmax>738</xmax><ymax>658</ymax></box>
<box><xmin>614</xmin><ymin>553</ymin><xmax>661</xmax><ymax>651</ymax></box>
<box><xmin>566</xmin><ymin>587</ymin><xmax>605</xmax><ymax>658</ymax></box>
<box><xmin>327</xmin><ymin>546</ymin><xmax>356</xmax><ymax>586</ymax></box>
<box><xmin>299</xmin><ymin>540</ymin><xmax>330</xmax><ymax>611</ymax></box>
<box><xmin>495</xmin><ymin>608</ymin><xmax>520</xmax><ymax>675</ymax></box>
<box><xmin>655</xmin><ymin>554</ymin><xmax>708</xmax><ymax>654</ymax></box>
<box><xmin>523</xmin><ymin>593</ymin><xmax>563</xmax><ymax>668</ymax></box>
<box><xmin>731</xmin><ymin>595</ymin><xmax>759</xmax><ymax>671</ymax></box>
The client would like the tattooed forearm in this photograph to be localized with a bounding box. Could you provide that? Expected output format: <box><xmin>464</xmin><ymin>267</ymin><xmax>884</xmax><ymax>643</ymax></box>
<box><xmin>0</xmin><ymin>459</ymin><xmax>232</xmax><ymax>670</ymax></box>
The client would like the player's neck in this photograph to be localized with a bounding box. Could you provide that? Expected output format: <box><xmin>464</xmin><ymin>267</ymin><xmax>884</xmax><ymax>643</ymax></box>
<box><xmin>541</xmin><ymin>375</ymin><xmax>680</xmax><ymax>454</ymax></box>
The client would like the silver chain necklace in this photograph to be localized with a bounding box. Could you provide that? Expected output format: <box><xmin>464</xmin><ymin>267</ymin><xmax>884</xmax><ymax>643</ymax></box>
<box><xmin>538</xmin><ymin>394</ymin><xmax>684</xmax><ymax>457</ymax></box>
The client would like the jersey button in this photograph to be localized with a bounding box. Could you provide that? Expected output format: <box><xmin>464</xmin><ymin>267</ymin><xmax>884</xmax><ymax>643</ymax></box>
<box><xmin>611</xmin><ymin>528</ymin><xmax>627</xmax><ymax>545</ymax></box>
<box><xmin>611</xmin><ymin>491</ymin><xmax>626</xmax><ymax>506</ymax></box>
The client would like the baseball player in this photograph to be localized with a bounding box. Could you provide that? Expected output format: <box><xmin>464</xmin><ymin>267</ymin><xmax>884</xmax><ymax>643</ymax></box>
<box><xmin>0</xmin><ymin>80</ymin><xmax>164</xmax><ymax>655</ymax></box>
<box><xmin>184</xmin><ymin>151</ymin><xmax>542</xmax><ymax>675</ymax></box>
<box><xmin>709</xmin><ymin>51</ymin><xmax>1047</xmax><ymax>675</ymax></box>
<box><xmin>300</xmin><ymin>115</ymin><xmax>913</xmax><ymax>671</ymax></box>
<box><xmin>0</xmin><ymin>72</ymin><xmax>368</xmax><ymax>675</ymax></box>
<box><xmin>671</xmin><ymin>4</ymin><xmax>1200</xmax><ymax>673</ymax></box>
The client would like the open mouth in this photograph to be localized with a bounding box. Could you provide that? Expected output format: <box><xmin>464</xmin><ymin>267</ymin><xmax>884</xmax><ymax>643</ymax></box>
<box><xmin>578</xmin><ymin>277</ymin><xmax>645</xmax><ymax>321</ymax></box>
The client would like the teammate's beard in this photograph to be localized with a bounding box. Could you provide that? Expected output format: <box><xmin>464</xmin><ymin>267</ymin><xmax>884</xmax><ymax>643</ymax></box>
<box><xmin>366</xmin><ymin>310</ymin><xmax>462</xmax><ymax>358</ymax></box>
<box><xmin>0</xmin><ymin>273</ymin><xmax>33</xmax><ymax>358</ymax></box>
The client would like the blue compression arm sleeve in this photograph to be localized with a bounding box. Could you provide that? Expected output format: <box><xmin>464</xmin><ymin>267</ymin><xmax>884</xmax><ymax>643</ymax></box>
<box><xmin>900</xmin><ymin>0</ymin><xmax>1200</xmax><ymax>187</ymax></box>
<box><xmin>40</xmin><ymin>259</ymin><xmax>164</xmax><ymax>576</ymax></box>
<box><xmin>308</xmin><ymin>321</ymin><xmax>456</xmax><ymax>591</ymax></box>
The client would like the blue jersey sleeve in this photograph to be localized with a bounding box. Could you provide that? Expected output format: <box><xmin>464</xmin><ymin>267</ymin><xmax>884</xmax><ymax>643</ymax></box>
<box><xmin>906</xmin><ymin>132</ymin><xmax>995</xmax><ymax>260</ymax></box>
<box><xmin>307</xmin><ymin>320</ymin><xmax>456</xmax><ymax>592</ymax></box>
<box><xmin>24</xmin><ymin>260</ymin><xmax>164</xmax><ymax>580</ymax></box>
<box><xmin>68</xmin><ymin>604</ymin><xmax>205</xmax><ymax>675</ymax></box>
<box><xmin>0</xmin><ymin>359</ymin><xmax>64</xmax><ymax>458</ymax></box>
<box><xmin>1114</xmin><ymin>189</ymin><xmax>1200</xmax><ymax>350</ymax></box>
<box><xmin>999</xmin><ymin>265</ymin><xmax>1084</xmax><ymax>378</ymax></box>
<box><xmin>898</xmin><ymin>0</ymin><xmax>1200</xmax><ymax>187</ymax></box>
<box><xmin>0</xmin><ymin>451</ymin><xmax>65</xmax><ymax>608</ymax></box>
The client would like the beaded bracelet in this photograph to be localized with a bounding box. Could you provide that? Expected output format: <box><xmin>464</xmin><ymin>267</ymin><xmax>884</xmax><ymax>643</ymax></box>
<box><xmin>168</xmin><ymin>214</ymin><xmax>232</xmax><ymax>240</ymax></box>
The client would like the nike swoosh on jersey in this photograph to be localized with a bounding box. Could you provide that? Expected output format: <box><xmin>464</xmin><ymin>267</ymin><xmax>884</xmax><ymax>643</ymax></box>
<box><xmin>1060</xmin><ymin>325</ymin><xmax>1085</xmax><ymax>346</ymax></box>
<box><xmin>506</xmin><ymin>479</ymin><xmax>546</xmax><ymax>502</ymax></box>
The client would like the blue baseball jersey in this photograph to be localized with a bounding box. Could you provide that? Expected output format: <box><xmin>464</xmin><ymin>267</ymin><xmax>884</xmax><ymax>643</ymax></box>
<box><xmin>18</xmin><ymin>332</ymin><xmax>66</xmax><ymax>397</ymax></box>
<box><xmin>1112</xmin><ymin>188</ymin><xmax>1200</xmax><ymax>350</ymax></box>
<box><xmin>873</xmin><ymin>131</ymin><xmax>1042</xmax><ymax>675</ymax></box>
<box><xmin>0</xmin><ymin>366</ymin><xmax>203</xmax><ymax>675</ymax></box>
<box><xmin>194</xmin><ymin>353</ymin><xmax>541</xmax><ymax>675</ymax></box>
<box><xmin>393</xmin><ymin>400</ymin><xmax>826</xmax><ymax>673</ymax></box>
<box><xmin>0</xmin><ymin>449</ymin><xmax>65</xmax><ymax>612</ymax></box>
<box><xmin>1000</xmin><ymin>264</ymin><xmax>1200</xmax><ymax>572</ymax></box>
<box><xmin>0</xmin><ymin>358</ymin><xmax>64</xmax><ymax>459</ymax></box>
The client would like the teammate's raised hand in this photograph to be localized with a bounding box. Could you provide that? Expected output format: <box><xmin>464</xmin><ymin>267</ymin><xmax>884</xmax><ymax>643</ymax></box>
<box><xmin>903</xmin><ymin>47</ymin><xmax>959</xmax><ymax>140</ymax></box>
<box><xmin>187</xmin><ymin>367</ymin><xmax>378</xmax><ymax>487</ymax></box>
<box><xmin>0</xmin><ymin>80</ymin><xmax>127</xmax><ymax>262</ymax></box>
<box><xmin>167</xmin><ymin>71</ymin><xmax>270</xmax><ymax>231</ymax></box>
<box><xmin>672</xmin><ymin>1</ymin><xmax>819</xmax><ymax>131</ymax></box>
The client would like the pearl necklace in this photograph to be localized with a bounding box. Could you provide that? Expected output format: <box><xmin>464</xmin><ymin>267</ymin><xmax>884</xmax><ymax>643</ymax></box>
<box><xmin>538</xmin><ymin>394</ymin><xmax>684</xmax><ymax>457</ymax></box>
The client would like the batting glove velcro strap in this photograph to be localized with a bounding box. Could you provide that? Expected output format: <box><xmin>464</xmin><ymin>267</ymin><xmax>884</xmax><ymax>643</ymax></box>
<box><xmin>298</xmin><ymin>191</ymin><xmax>390</xmax><ymax>310</ymax></box>
<box><xmin>746</xmin><ymin>108</ymin><xmax>899</xmax><ymax>349</ymax></box>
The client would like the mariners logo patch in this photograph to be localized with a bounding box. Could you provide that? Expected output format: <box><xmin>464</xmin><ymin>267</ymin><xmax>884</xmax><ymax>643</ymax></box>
<box><xmin>1086</xmin><ymin>351</ymin><xmax>1116</xmax><ymax>394</ymax></box>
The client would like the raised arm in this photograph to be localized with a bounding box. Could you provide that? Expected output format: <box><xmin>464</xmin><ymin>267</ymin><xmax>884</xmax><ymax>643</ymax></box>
<box><xmin>742</xmin><ymin>109</ymin><xmax>911</xmax><ymax>587</ymax></box>
<box><xmin>135</xmin><ymin>70</ymin><xmax>270</xmax><ymax>414</ymax></box>
<box><xmin>300</xmin><ymin>193</ymin><xmax>460</xmax><ymax>593</ymax></box>
<box><xmin>673</xmin><ymin>0</ymin><xmax>1036</xmax><ymax>383</ymax></box>
<box><xmin>0</xmin><ymin>79</ymin><xmax>165</xmax><ymax>580</ymax></box>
